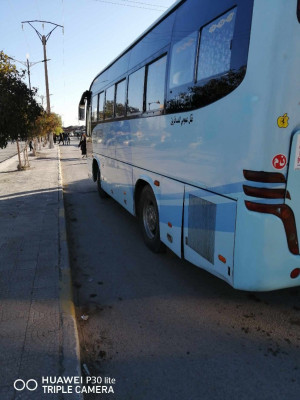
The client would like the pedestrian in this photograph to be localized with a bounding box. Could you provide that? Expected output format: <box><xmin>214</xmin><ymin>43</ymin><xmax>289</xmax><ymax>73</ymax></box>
<box><xmin>67</xmin><ymin>133</ymin><xmax>70</xmax><ymax>145</ymax></box>
<box><xmin>58</xmin><ymin>133</ymin><xmax>63</xmax><ymax>144</ymax></box>
<box><xmin>63</xmin><ymin>132</ymin><xmax>68</xmax><ymax>145</ymax></box>
<box><xmin>54</xmin><ymin>134</ymin><xmax>57</xmax><ymax>144</ymax></box>
<box><xmin>29</xmin><ymin>140</ymin><xmax>33</xmax><ymax>151</ymax></box>
<box><xmin>78</xmin><ymin>134</ymin><xmax>87</xmax><ymax>158</ymax></box>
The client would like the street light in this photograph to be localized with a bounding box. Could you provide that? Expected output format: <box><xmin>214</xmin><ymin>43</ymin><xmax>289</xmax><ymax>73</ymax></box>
<box><xmin>7</xmin><ymin>54</ymin><xmax>50</xmax><ymax>91</ymax></box>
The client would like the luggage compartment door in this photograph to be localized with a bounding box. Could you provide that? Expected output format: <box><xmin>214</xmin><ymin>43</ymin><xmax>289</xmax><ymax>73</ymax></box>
<box><xmin>183</xmin><ymin>186</ymin><xmax>237</xmax><ymax>285</ymax></box>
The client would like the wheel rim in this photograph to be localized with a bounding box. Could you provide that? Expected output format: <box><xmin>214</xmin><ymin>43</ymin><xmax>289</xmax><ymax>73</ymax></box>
<box><xmin>143</xmin><ymin>200</ymin><xmax>157</xmax><ymax>239</ymax></box>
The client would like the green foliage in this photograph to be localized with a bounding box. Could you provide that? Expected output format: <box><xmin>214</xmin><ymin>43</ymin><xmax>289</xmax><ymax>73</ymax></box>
<box><xmin>0</xmin><ymin>51</ymin><xmax>17</xmax><ymax>76</ymax></box>
<box><xmin>32</xmin><ymin>111</ymin><xmax>63</xmax><ymax>138</ymax></box>
<box><xmin>0</xmin><ymin>51</ymin><xmax>43</xmax><ymax>148</ymax></box>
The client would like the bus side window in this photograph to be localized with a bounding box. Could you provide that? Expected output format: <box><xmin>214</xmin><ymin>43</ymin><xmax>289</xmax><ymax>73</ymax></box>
<box><xmin>91</xmin><ymin>94</ymin><xmax>98</xmax><ymax>122</ymax></box>
<box><xmin>98</xmin><ymin>91</ymin><xmax>105</xmax><ymax>121</ymax></box>
<box><xmin>169</xmin><ymin>31</ymin><xmax>198</xmax><ymax>89</ymax></box>
<box><xmin>115</xmin><ymin>79</ymin><xmax>126</xmax><ymax>118</ymax></box>
<box><xmin>197</xmin><ymin>8</ymin><xmax>237</xmax><ymax>82</ymax></box>
<box><xmin>127</xmin><ymin>67</ymin><xmax>145</xmax><ymax>115</ymax></box>
<box><xmin>146</xmin><ymin>55</ymin><xmax>167</xmax><ymax>112</ymax></box>
<box><xmin>105</xmin><ymin>85</ymin><xmax>115</xmax><ymax>119</ymax></box>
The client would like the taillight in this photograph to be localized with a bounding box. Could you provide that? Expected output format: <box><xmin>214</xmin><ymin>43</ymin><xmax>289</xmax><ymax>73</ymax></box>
<box><xmin>243</xmin><ymin>185</ymin><xmax>289</xmax><ymax>199</ymax></box>
<box><xmin>245</xmin><ymin>201</ymin><xmax>299</xmax><ymax>255</ymax></box>
<box><xmin>291</xmin><ymin>268</ymin><xmax>300</xmax><ymax>279</ymax></box>
<box><xmin>243</xmin><ymin>170</ymin><xmax>286</xmax><ymax>183</ymax></box>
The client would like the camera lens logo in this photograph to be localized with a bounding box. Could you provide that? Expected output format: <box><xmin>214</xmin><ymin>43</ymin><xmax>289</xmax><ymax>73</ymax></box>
<box><xmin>14</xmin><ymin>379</ymin><xmax>38</xmax><ymax>391</ymax></box>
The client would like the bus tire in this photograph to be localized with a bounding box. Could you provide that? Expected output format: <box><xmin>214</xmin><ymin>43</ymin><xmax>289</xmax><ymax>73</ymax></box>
<box><xmin>97</xmin><ymin>168</ymin><xmax>108</xmax><ymax>198</ymax></box>
<box><xmin>139</xmin><ymin>185</ymin><xmax>164</xmax><ymax>253</ymax></box>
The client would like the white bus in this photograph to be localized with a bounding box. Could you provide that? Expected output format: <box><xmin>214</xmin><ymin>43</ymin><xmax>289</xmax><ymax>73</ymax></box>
<box><xmin>79</xmin><ymin>0</ymin><xmax>300</xmax><ymax>291</ymax></box>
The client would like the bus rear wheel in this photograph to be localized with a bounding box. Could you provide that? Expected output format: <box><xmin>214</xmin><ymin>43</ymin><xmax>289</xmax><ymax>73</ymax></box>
<box><xmin>139</xmin><ymin>185</ymin><xmax>164</xmax><ymax>253</ymax></box>
<box><xmin>97</xmin><ymin>168</ymin><xmax>108</xmax><ymax>198</ymax></box>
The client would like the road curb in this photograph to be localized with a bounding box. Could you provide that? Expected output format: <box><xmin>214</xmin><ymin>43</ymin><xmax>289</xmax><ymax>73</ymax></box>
<box><xmin>57</xmin><ymin>145</ymin><xmax>83</xmax><ymax>400</ymax></box>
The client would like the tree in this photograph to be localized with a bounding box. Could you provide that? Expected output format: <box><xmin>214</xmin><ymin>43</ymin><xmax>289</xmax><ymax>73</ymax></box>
<box><xmin>0</xmin><ymin>51</ymin><xmax>43</xmax><ymax>167</ymax></box>
<box><xmin>0</xmin><ymin>51</ymin><xmax>17</xmax><ymax>76</ymax></box>
<box><xmin>32</xmin><ymin>111</ymin><xmax>62</xmax><ymax>141</ymax></box>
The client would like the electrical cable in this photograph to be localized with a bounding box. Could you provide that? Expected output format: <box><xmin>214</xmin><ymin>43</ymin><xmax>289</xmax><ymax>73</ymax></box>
<box><xmin>34</xmin><ymin>0</ymin><xmax>42</xmax><ymax>20</ymax></box>
<box><xmin>119</xmin><ymin>0</ymin><xmax>167</xmax><ymax>9</ymax></box>
<box><xmin>8</xmin><ymin>0</ymin><xmax>31</xmax><ymax>56</ymax></box>
<box><xmin>92</xmin><ymin>0</ymin><xmax>166</xmax><ymax>11</ymax></box>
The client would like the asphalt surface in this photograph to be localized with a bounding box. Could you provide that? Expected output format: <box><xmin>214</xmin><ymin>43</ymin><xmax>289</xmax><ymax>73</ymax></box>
<box><xmin>60</xmin><ymin>139</ymin><xmax>300</xmax><ymax>400</ymax></box>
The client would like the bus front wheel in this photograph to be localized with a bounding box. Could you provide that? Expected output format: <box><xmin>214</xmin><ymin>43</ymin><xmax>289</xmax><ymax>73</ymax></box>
<box><xmin>139</xmin><ymin>186</ymin><xmax>164</xmax><ymax>253</ymax></box>
<box><xmin>97</xmin><ymin>168</ymin><xmax>108</xmax><ymax>198</ymax></box>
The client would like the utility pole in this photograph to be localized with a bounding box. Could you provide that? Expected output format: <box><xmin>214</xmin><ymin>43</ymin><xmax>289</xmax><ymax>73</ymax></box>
<box><xmin>26</xmin><ymin>57</ymin><xmax>31</xmax><ymax>91</ymax></box>
<box><xmin>22</xmin><ymin>20</ymin><xmax>63</xmax><ymax>148</ymax></box>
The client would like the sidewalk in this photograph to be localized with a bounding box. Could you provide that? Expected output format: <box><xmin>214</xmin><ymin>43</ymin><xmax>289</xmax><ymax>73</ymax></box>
<box><xmin>0</xmin><ymin>142</ymin><xmax>25</xmax><ymax>164</ymax></box>
<box><xmin>0</xmin><ymin>146</ymin><xmax>81</xmax><ymax>399</ymax></box>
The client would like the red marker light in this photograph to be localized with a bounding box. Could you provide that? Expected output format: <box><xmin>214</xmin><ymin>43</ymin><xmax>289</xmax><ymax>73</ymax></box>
<box><xmin>290</xmin><ymin>268</ymin><xmax>300</xmax><ymax>279</ymax></box>
<box><xmin>218</xmin><ymin>255</ymin><xmax>226</xmax><ymax>264</ymax></box>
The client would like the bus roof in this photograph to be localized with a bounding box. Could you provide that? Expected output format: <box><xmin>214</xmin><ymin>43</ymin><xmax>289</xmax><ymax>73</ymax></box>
<box><xmin>90</xmin><ymin>0</ymin><xmax>184</xmax><ymax>90</ymax></box>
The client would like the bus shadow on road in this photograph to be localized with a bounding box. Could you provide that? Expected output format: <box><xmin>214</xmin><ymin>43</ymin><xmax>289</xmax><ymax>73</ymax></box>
<box><xmin>61</xmin><ymin>179</ymin><xmax>300</xmax><ymax>399</ymax></box>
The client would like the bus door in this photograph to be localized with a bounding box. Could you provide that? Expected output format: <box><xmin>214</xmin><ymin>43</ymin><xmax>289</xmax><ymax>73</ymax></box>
<box><xmin>183</xmin><ymin>186</ymin><xmax>237</xmax><ymax>285</ymax></box>
<box><xmin>285</xmin><ymin>130</ymin><xmax>300</xmax><ymax>253</ymax></box>
<box><xmin>86</xmin><ymin>104</ymin><xmax>93</xmax><ymax>177</ymax></box>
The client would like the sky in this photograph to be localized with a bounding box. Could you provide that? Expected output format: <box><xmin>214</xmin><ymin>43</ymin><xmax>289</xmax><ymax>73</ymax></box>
<box><xmin>0</xmin><ymin>0</ymin><xmax>175</xmax><ymax>127</ymax></box>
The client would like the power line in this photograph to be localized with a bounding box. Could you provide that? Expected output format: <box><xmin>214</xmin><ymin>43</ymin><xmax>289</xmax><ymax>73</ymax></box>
<box><xmin>34</xmin><ymin>0</ymin><xmax>42</xmax><ymax>20</ymax></box>
<box><xmin>92</xmin><ymin>0</ymin><xmax>166</xmax><ymax>11</ymax></box>
<box><xmin>8</xmin><ymin>0</ymin><xmax>31</xmax><ymax>54</ymax></box>
<box><xmin>120</xmin><ymin>0</ymin><xmax>167</xmax><ymax>9</ymax></box>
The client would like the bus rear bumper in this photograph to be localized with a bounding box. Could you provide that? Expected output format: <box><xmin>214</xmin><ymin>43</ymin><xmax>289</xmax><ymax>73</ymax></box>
<box><xmin>233</xmin><ymin>204</ymin><xmax>300</xmax><ymax>291</ymax></box>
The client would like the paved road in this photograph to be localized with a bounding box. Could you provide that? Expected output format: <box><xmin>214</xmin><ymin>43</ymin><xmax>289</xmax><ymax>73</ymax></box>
<box><xmin>60</xmin><ymin>140</ymin><xmax>300</xmax><ymax>400</ymax></box>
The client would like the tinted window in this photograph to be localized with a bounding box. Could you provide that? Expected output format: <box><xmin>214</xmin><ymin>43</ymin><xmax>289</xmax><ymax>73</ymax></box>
<box><xmin>197</xmin><ymin>8</ymin><xmax>237</xmax><ymax>81</ymax></box>
<box><xmin>146</xmin><ymin>55</ymin><xmax>167</xmax><ymax>112</ymax></box>
<box><xmin>115</xmin><ymin>80</ymin><xmax>126</xmax><ymax>118</ymax></box>
<box><xmin>98</xmin><ymin>92</ymin><xmax>104</xmax><ymax>121</ymax></box>
<box><xmin>169</xmin><ymin>31</ymin><xmax>198</xmax><ymax>89</ymax></box>
<box><xmin>129</xmin><ymin>14</ymin><xmax>175</xmax><ymax>70</ymax></box>
<box><xmin>107</xmin><ymin>53</ymin><xmax>130</xmax><ymax>86</ymax></box>
<box><xmin>127</xmin><ymin>67</ymin><xmax>145</xmax><ymax>115</ymax></box>
<box><xmin>105</xmin><ymin>86</ymin><xmax>114</xmax><ymax>119</ymax></box>
<box><xmin>91</xmin><ymin>95</ymin><xmax>97</xmax><ymax>122</ymax></box>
